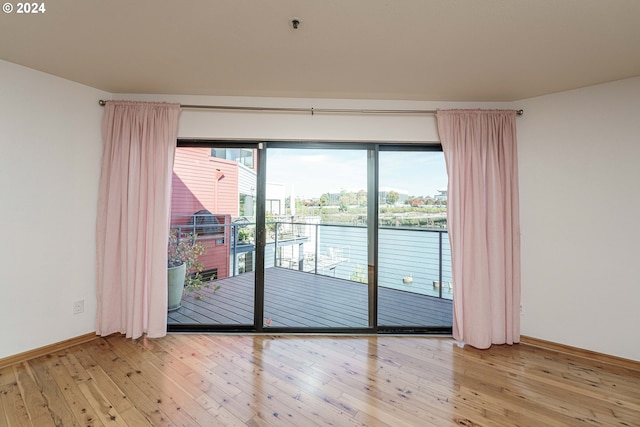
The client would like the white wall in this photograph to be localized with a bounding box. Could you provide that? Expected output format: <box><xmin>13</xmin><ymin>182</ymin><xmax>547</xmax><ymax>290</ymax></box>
<box><xmin>518</xmin><ymin>77</ymin><xmax>640</xmax><ymax>361</ymax></box>
<box><xmin>0</xmin><ymin>60</ymin><xmax>108</xmax><ymax>358</ymax></box>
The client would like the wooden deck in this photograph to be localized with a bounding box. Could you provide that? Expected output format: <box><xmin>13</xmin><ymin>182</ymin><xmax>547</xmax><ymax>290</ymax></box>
<box><xmin>168</xmin><ymin>267</ymin><xmax>452</xmax><ymax>329</ymax></box>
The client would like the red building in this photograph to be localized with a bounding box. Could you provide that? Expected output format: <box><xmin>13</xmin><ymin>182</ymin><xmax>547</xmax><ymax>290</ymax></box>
<box><xmin>170</xmin><ymin>147</ymin><xmax>257</xmax><ymax>280</ymax></box>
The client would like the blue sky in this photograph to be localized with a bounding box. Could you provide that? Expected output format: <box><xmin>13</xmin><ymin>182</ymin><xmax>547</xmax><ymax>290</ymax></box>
<box><xmin>266</xmin><ymin>148</ymin><xmax>447</xmax><ymax>199</ymax></box>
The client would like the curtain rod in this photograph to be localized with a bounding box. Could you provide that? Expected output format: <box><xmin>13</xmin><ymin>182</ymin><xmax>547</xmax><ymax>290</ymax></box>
<box><xmin>97</xmin><ymin>100</ymin><xmax>524</xmax><ymax>116</ymax></box>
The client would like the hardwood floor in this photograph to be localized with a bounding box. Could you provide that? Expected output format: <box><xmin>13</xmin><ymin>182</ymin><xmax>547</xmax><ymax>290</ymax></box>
<box><xmin>1</xmin><ymin>334</ymin><xmax>639</xmax><ymax>426</ymax></box>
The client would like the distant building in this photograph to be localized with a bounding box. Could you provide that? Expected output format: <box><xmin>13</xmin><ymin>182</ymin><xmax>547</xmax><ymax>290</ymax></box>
<box><xmin>379</xmin><ymin>187</ymin><xmax>409</xmax><ymax>205</ymax></box>
<box><xmin>434</xmin><ymin>187</ymin><xmax>447</xmax><ymax>202</ymax></box>
<box><xmin>266</xmin><ymin>182</ymin><xmax>286</xmax><ymax>215</ymax></box>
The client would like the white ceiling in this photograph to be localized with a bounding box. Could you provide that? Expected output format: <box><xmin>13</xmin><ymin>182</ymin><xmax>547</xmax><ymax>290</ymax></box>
<box><xmin>2</xmin><ymin>0</ymin><xmax>640</xmax><ymax>102</ymax></box>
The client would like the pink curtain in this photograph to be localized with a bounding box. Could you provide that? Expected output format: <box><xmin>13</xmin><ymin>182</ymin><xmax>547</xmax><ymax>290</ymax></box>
<box><xmin>436</xmin><ymin>109</ymin><xmax>521</xmax><ymax>349</ymax></box>
<box><xmin>96</xmin><ymin>101</ymin><xmax>180</xmax><ymax>339</ymax></box>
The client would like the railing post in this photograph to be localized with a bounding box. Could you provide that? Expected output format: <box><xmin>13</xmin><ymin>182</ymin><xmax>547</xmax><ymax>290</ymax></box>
<box><xmin>231</xmin><ymin>224</ymin><xmax>237</xmax><ymax>277</ymax></box>
<box><xmin>314</xmin><ymin>223</ymin><xmax>319</xmax><ymax>274</ymax></box>
<box><xmin>298</xmin><ymin>242</ymin><xmax>304</xmax><ymax>271</ymax></box>
<box><xmin>438</xmin><ymin>231</ymin><xmax>443</xmax><ymax>299</ymax></box>
<box><xmin>273</xmin><ymin>222</ymin><xmax>279</xmax><ymax>267</ymax></box>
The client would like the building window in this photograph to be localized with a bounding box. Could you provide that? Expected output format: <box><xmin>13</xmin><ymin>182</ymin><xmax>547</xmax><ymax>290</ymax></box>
<box><xmin>211</xmin><ymin>148</ymin><xmax>254</xmax><ymax>169</ymax></box>
<box><xmin>266</xmin><ymin>199</ymin><xmax>281</xmax><ymax>215</ymax></box>
<box><xmin>239</xmin><ymin>194</ymin><xmax>255</xmax><ymax>216</ymax></box>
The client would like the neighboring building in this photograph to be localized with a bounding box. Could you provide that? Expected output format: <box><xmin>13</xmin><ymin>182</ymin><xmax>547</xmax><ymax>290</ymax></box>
<box><xmin>266</xmin><ymin>182</ymin><xmax>286</xmax><ymax>215</ymax></box>
<box><xmin>434</xmin><ymin>187</ymin><xmax>447</xmax><ymax>202</ymax></box>
<box><xmin>171</xmin><ymin>148</ymin><xmax>298</xmax><ymax>278</ymax></box>
<box><xmin>211</xmin><ymin>148</ymin><xmax>258</xmax><ymax>217</ymax></box>
<box><xmin>171</xmin><ymin>147</ymin><xmax>258</xmax><ymax>279</ymax></box>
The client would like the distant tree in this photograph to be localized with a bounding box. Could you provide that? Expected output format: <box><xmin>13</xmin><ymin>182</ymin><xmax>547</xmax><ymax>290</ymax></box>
<box><xmin>319</xmin><ymin>193</ymin><xmax>330</xmax><ymax>206</ymax></box>
<box><xmin>357</xmin><ymin>189</ymin><xmax>367</xmax><ymax>206</ymax></box>
<box><xmin>386</xmin><ymin>190</ymin><xmax>400</xmax><ymax>205</ymax></box>
<box><xmin>348</xmin><ymin>191</ymin><xmax>359</xmax><ymax>206</ymax></box>
<box><xmin>408</xmin><ymin>196</ymin><xmax>425</xmax><ymax>207</ymax></box>
<box><xmin>338</xmin><ymin>192</ymin><xmax>350</xmax><ymax>212</ymax></box>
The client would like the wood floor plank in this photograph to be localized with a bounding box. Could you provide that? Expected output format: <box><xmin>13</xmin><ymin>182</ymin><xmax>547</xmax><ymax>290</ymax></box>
<box><xmin>105</xmin><ymin>337</ymin><xmax>215</xmax><ymax>426</ymax></box>
<box><xmin>55</xmin><ymin>350</ymin><xmax>130</xmax><ymax>426</ymax></box>
<box><xmin>0</xmin><ymin>368</ymin><xmax>31</xmax><ymax>427</ymax></box>
<box><xmin>208</xmin><ymin>335</ymin><xmax>367</xmax><ymax>426</ymax></box>
<box><xmin>207</xmin><ymin>404</ymin><xmax>248</xmax><ymax>427</ymax></box>
<box><xmin>202</xmin><ymin>344</ymin><xmax>320</xmax><ymax>426</ymax></box>
<box><xmin>151</xmin><ymin>335</ymin><xmax>245</xmax><ymax>404</ymax></box>
<box><xmin>82</xmin><ymin>339</ymin><xmax>181</xmax><ymax>427</ymax></box>
<box><xmin>453</xmin><ymin>345</ymin><xmax>640</xmax><ymax>422</ymax></box>
<box><xmin>26</xmin><ymin>355</ymin><xmax>82</xmax><ymax>427</ymax></box>
<box><xmin>2</xmin><ymin>334</ymin><xmax>640</xmax><ymax>426</ymax></box>
<box><xmin>71</xmin><ymin>344</ymin><xmax>136</xmax><ymax>415</ymax></box>
<box><xmin>280</xmin><ymin>339</ymin><xmax>456</xmax><ymax>426</ymax></box>
<box><xmin>12</xmin><ymin>362</ymin><xmax>58</xmax><ymax>427</ymax></box>
<box><xmin>0</xmin><ymin>366</ymin><xmax>18</xmax><ymax>387</ymax></box>
<box><xmin>41</xmin><ymin>353</ymin><xmax>106</xmax><ymax>427</ymax></box>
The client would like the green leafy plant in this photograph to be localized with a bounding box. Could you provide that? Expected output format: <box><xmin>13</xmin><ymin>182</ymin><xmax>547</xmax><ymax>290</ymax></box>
<box><xmin>265</xmin><ymin>212</ymin><xmax>276</xmax><ymax>234</ymax></box>
<box><xmin>168</xmin><ymin>229</ymin><xmax>209</xmax><ymax>296</ymax></box>
<box><xmin>238</xmin><ymin>227</ymin><xmax>250</xmax><ymax>242</ymax></box>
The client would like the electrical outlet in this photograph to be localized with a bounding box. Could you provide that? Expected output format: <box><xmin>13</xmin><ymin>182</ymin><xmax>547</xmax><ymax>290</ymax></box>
<box><xmin>73</xmin><ymin>300</ymin><xmax>84</xmax><ymax>315</ymax></box>
<box><xmin>520</xmin><ymin>304</ymin><xmax>523</xmax><ymax>315</ymax></box>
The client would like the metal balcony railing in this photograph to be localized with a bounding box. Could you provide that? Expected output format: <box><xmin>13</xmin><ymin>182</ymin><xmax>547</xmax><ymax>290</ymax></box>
<box><xmin>170</xmin><ymin>215</ymin><xmax>452</xmax><ymax>300</ymax></box>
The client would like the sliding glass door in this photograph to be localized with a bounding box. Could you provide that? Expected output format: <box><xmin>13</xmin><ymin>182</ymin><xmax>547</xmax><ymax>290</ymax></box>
<box><xmin>377</xmin><ymin>149</ymin><xmax>453</xmax><ymax>332</ymax></box>
<box><xmin>167</xmin><ymin>143</ymin><xmax>259</xmax><ymax>330</ymax></box>
<box><xmin>262</xmin><ymin>146</ymin><xmax>370</xmax><ymax>330</ymax></box>
<box><xmin>167</xmin><ymin>140</ymin><xmax>452</xmax><ymax>333</ymax></box>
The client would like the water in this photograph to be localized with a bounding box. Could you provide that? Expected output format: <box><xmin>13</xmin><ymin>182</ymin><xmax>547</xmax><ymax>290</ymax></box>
<box><xmin>271</xmin><ymin>224</ymin><xmax>453</xmax><ymax>300</ymax></box>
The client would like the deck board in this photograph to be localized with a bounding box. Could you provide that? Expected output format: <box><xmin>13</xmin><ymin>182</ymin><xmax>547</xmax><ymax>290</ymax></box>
<box><xmin>168</xmin><ymin>267</ymin><xmax>452</xmax><ymax>329</ymax></box>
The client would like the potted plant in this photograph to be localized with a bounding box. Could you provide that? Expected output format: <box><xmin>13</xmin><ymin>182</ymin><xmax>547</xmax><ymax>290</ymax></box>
<box><xmin>167</xmin><ymin>229</ymin><xmax>207</xmax><ymax>311</ymax></box>
<box><xmin>237</xmin><ymin>227</ymin><xmax>250</xmax><ymax>244</ymax></box>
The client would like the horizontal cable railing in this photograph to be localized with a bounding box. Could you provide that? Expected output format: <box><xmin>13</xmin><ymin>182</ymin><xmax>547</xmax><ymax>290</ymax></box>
<box><xmin>170</xmin><ymin>215</ymin><xmax>452</xmax><ymax>300</ymax></box>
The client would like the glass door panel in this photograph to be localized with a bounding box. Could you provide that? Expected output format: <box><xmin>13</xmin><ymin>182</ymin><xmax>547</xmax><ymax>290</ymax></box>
<box><xmin>167</xmin><ymin>145</ymin><xmax>257</xmax><ymax>328</ymax></box>
<box><xmin>167</xmin><ymin>142</ymin><xmax>452</xmax><ymax>333</ymax></box>
<box><xmin>377</xmin><ymin>150</ymin><xmax>453</xmax><ymax>330</ymax></box>
<box><xmin>263</xmin><ymin>147</ymin><xmax>370</xmax><ymax>329</ymax></box>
